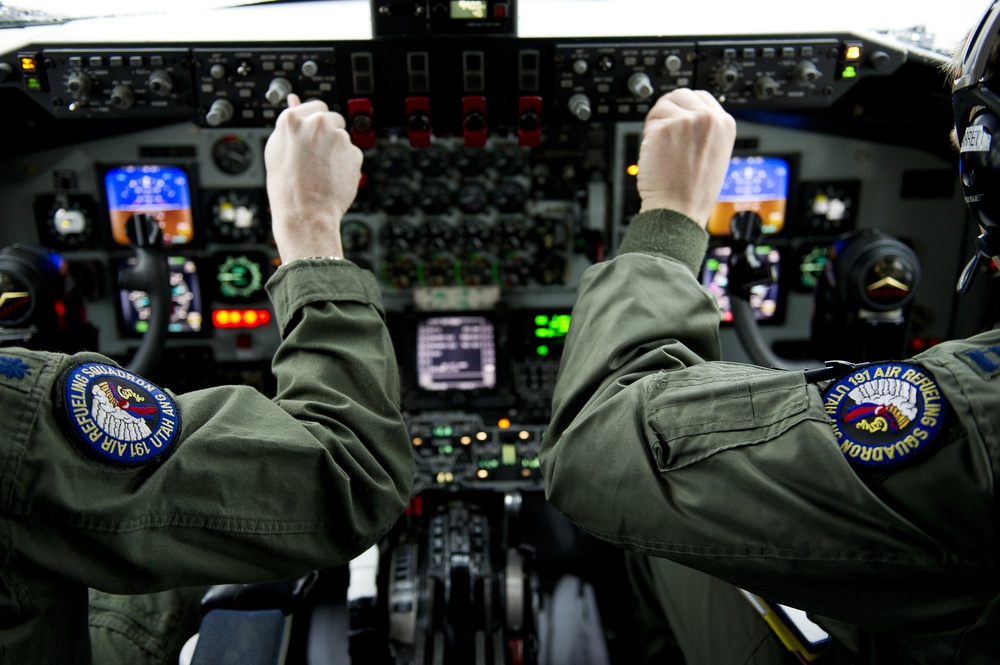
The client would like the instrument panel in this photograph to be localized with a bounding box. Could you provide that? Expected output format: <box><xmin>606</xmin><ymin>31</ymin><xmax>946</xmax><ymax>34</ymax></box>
<box><xmin>0</xmin><ymin>2</ymin><xmax>971</xmax><ymax>495</ymax></box>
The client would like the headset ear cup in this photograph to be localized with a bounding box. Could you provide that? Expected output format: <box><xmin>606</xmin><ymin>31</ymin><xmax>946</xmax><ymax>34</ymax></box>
<box><xmin>960</xmin><ymin>110</ymin><xmax>1000</xmax><ymax>232</ymax></box>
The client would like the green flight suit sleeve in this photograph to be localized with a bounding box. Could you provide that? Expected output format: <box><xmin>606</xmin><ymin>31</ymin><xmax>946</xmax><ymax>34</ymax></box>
<box><xmin>541</xmin><ymin>210</ymin><xmax>997</xmax><ymax>636</ymax></box>
<box><xmin>0</xmin><ymin>259</ymin><xmax>414</xmax><ymax>662</ymax></box>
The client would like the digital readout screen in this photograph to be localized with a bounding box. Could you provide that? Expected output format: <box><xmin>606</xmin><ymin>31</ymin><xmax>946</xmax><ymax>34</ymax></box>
<box><xmin>702</xmin><ymin>245</ymin><xmax>782</xmax><ymax>323</ymax></box>
<box><xmin>451</xmin><ymin>0</ymin><xmax>488</xmax><ymax>19</ymax></box>
<box><xmin>119</xmin><ymin>256</ymin><xmax>203</xmax><ymax>334</ymax></box>
<box><xmin>417</xmin><ymin>315</ymin><xmax>497</xmax><ymax>391</ymax></box>
<box><xmin>707</xmin><ymin>156</ymin><xmax>790</xmax><ymax>237</ymax></box>
<box><xmin>105</xmin><ymin>165</ymin><xmax>195</xmax><ymax>246</ymax></box>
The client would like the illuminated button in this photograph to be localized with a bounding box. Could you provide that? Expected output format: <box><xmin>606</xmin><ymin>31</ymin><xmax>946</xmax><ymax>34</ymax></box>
<box><xmin>412</xmin><ymin>437</ymin><xmax>423</xmax><ymax>446</ymax></box>
<box><xmin>844</xmin><ymin>44</ymin><xmax>862</xmax><ymax>61</ymax></box>
<box><xmin>23</xmin><ymin>76</ymin><xmax>41</xmax><ymax>91</ymax></box>
<box><xmin>476</xmin><ymin>431</ymin><xmax>489</xmax><ymax>441</ymax></box>
<box><xmin>518</xmin><ymin>430</ymin><xmax>531</xmax><ymax>440</ymax></box>
<box><xmin>460</xmin><ymin>436</ymin><xmax>472</xmax><ymax>445</ymax></box>
<box><xmin>19</xmin><ymin>55</ymin><xmax>37</xmax><ymax>71</ymax></box>
<box><xmin>88</xmin><ymin>56</ymin><xmax>103</xmax><ymax>67</ymax></box>
<box><xmin>477</xmin><ymin>469</ymin><xmax>489</xmax><ymax>479</ymax></box>
<box><xmin>498</xmin><ymin>418</ymin><xmax>511</xmax><ymax>429</ymax></box>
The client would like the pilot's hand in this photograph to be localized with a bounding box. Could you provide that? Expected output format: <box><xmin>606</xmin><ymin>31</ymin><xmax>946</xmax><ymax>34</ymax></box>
<box><xmin>637</xmin><ymin>89</ymin><xmax>736</xmax><ymax>228</ymax></box>
<box><xmin>264</xmin><ymin>93</ymin><xmax>363</xmax><ymax>262</ymax></box>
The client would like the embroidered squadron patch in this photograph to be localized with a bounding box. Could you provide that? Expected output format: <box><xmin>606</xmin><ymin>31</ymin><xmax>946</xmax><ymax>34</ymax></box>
<box><xmin>58</xmin><ymin>362</ymin><xmax>181</xmax><ymax>466</ymax></box>
<box><xmin>823</xmin><ymin>362</ymin><xmax>946</xmax><ymax>467</ymax></box>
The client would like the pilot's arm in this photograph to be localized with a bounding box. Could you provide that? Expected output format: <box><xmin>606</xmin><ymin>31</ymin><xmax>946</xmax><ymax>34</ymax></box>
<box><xmin>0</xmin><ymin>96</ymin><xmax>414</xmax><ymax>662</ymax></box>
<box><xmin>540</xmin><ymin>90</ymin><xmax>997</xmax><ymax>643</ymax></box>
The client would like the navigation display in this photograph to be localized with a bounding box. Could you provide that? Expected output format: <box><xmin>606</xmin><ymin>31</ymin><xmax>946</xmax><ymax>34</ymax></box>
<box><xmin>702</xmin><ymin>245</ymin><xmax>783</xmax><ymax>323</ymax></box>
<box><xmin>416</xmin><ymin>315</ymin><xmax>497</xmax><ymax>391</ymax></box>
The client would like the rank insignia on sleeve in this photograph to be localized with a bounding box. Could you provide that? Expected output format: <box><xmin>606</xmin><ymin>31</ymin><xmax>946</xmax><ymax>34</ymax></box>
<box><xmin>822</xmin><ymin>362</ymin><xmax>947</xmax><ymax>467</ymax></box>
<box><xmin>57</xmin><ymin>362</ymin><xmax>181</xmax><ymax>466</ymax></box>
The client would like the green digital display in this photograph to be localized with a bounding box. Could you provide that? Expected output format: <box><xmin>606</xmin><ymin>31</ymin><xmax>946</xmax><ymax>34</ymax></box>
<box><xmin>451</xmin><ymin>0</ymin><xmax>487</xmax><ymax>19</ymax></box>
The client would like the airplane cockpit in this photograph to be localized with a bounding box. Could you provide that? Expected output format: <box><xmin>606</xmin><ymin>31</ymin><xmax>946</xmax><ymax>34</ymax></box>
<box><xmin>0</xmin><ymin>0</ymin><xmax>995</xmax><ymax>662</ymax></box>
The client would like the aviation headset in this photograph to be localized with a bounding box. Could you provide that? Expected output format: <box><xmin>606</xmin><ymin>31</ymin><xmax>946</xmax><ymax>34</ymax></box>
<box><xmin>953</xmin><ymin>0</ymin><xmax>1000</xmax><ymax>293</ymax></box>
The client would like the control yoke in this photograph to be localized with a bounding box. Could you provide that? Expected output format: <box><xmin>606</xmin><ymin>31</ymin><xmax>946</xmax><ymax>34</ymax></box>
<box><xmin>119</xmin><ymin>214</ymin><xmax>171</xmax><ymax>377</ymax></box>
<box><xmin>726</xmin><ymin>211</ymin><xmax>822</xmax><ymax>371</ymax></box>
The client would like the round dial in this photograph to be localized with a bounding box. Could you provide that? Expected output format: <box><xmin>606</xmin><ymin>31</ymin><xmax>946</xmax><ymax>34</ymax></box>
<box><xmin>341</xmin><ymin>220</ymin><xmax>372</xmax><ymax>253</ymax></box>
<box><xmin>458</xmin><ymin>253</ymin><xmax>496</xmax><ymax>286</ymax></box>
<box><xmin>419</xmin><ymin>254</ymin><xmax>457</xmax><ymax>287</ymax></box>
<box><xmin>212</xmin><ymin>135</ymin><xmax>253</xmax><ymax>175</ymax></box>
<box><xmin>381</xmin><ymin>254</ymin><xmax>420</xmax><ymax>289</ymax></box>
<box><xmin>801</xmin><ymin>181</ymin><xmax>859</xmax><ymax>235</ymax></box>
<box><xmin>210</xmin><ymin>190</ymin><xmax>266</xmax><ymax>243</ymax></box>
<box><xmin>216</xmin><ymin>254</ymin><xmax>266</xmax><ymax>301</ymax></box>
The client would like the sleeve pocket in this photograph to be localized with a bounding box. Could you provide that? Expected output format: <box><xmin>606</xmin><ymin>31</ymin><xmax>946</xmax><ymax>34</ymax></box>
<box><xmin>647</xmin><ymin>362</ymin><xmax>812</xmax><ymax>471</ymax></box>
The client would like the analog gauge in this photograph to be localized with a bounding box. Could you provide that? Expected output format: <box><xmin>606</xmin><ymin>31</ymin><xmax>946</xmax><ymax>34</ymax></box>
<box><xmin>498</xmin><ymin>251</ymin><xmax>533</xmax><ymax>287</ymax></box>
<box><xmin>457</xmin><ymin>218</ymin><xmax>491</xmax><ymax>253</ymax></box>
<box><xmin>378</xmin><ymin>183</ymin><xmax>416</xmax><ymax>216</ymax></box>
<box><xmin>532</xmin><ymin>254</ymin><xmax>567</xmax><ymax>286</ymax></box>
<box><xmin>492</xmin><ymin>143</ymin><xmax>526</xmax><ymax>176</ymax></box>
<box><xmin>381</xmin><ymin>254</ymin><xmax>420</xmax><ymax>289</ymax></box>
<box><xmin>419</xmin><ymin>253</ymin><xmax>457</xmax><ymax>287</ymax></box>
<box><xmin>380</xmin><ymin>219</ymin><xmax>417</xmax><ymax>253</ymax></box>
<box><xmin>454</xmin><ymin>148</ymin><xmax>487</xmax><ymax>177</ymax></box>
<box><xmin>492</xmin><ymin>180</ymin><xmax>526</xmax><ymax>213</ymax></box>
<box><xmin>215</xmin><ymin>253</ymin><xmax>266</xmax><ymax>302</ymax></box>
<box><xmin>795</xmin><ymin>245</ymin><xmax>830</xmax><ymax>292</ymax></box>
<box><xmin>458</xmin><ymin>253</ymin><xmax>496</xmax><ymax>286</ymax></box>
<box><xmin>418</xmin><ymin>181</ymin><xmax>453</xmax><ymax>215</ymax></box>
<box><xmin>209</xmin><ymin>190</ymin><xmax>266</xmax><ymax>243</ymax></box>
<box><xmin>414</xmin><ymin>145</ymin><xmax>450</xmax><ymax>177</ymax></box>
<box><xmin>531</xmin><ymin>217</ymin><xmax>569</xmax><ymax>251</ymax></box>
<box><xmin>800</xmin><ymin>181</ymin><xmax>860</xmax><ymax>236</ymax></box>
<box><xmin>373</xmin><ymin>144</ymin><xmax>413</xmax><ymax>178</ymax></box>
<box><xmin>341</xmin><ymin>219</ymin><xmax>372</xmax><ymax>253</ymax></box>
<box><xmin>418</xmin><ymin>218</ymin><xmax>453</xmax><ymax>253</ymax></box>
<box><xmin>456</xmin><ymin>183</ymin><xmax>489</xmax><ymax>214</ymax></box>
<box><xmin>212</xmin><ymin>135</ymin><xmax>253</xmax><ymax>175</ymax></box>
<box><xmin>35</xmin><ymin>194</ymin><xmax>98</xmax><ymax>249</ymax></box>
<box><xmin>497</xmin><ymin>216</ymin><xmax>528</xmax><ymax>252</ymax></box>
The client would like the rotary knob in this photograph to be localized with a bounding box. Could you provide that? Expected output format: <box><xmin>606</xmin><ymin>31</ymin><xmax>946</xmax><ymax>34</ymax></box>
<box><xmin>265</xmin><ymin>77</ymin><xmax>293</xmax><ymax>105</ymax></box>
<box><xmin>568</xmin><ymin>93</ymin><xmax>592</xmax><ymax>121</ymax></box>
<box><xmin>147</xmin><ymin>70</ymin><xmax>174</xmax><ymax>96</ymax></box>
<box><xmin>627</xmin><ymin>72</ymin><xmax>654</xmax><ymax>100</ymax></box>
<box><xmin>66</xmin><ymin>72</ymin><xmax>92</xmax><ymax>98</ymax></box>
<box><xmin>753</xmin><ymin>76</ymin><xmax>780</xmax><ymax>100</ymax></box>
<box><xmin>110</xmin><ymin>85</ymin><xmax>135</xmax><ymax>109</ymax></box>
<box><xmin>792</xmin><ymin>61</ymin><xmax>822</xmax><ymax>86</ymax></box>
<box><xmin>205</xmin><ymin>99</ymin><xmax>235</xmax><ymax>127</ymax></box>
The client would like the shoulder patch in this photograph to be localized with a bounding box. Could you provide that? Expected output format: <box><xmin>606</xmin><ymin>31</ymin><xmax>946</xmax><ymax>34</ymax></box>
<box><xmin>57</xmin><ymin>362</ymin><xmax>181</xmax><ymax>467</ymax></box>
<box><xmin>823</xmin><ymin>362</ymin><xmax>947</xmax><ymax>467</ymax></box>
<box><xmin>956</xmin><ymin>345</ymin><xmax>1000</xmax><ymax>379</ymax></box>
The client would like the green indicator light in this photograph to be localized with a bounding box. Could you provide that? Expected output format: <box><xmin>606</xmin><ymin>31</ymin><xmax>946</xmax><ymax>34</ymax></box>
<box><xmin>439</xmin><ymin>444</ymin><xmax>454</xmax><ymax>455</ymax></box>
<box><xmin>841</xmin><ymin>66</ymin><xmax>857</xmax><ymax>79</ymax></box>
<box><xmin>502</xmin><ymin>443</ymin><xmax>517</xmax><ymax>466</ymax></box>
<box><xmin>432</xmin><ymin>425</ymin><xmax>454</xmax><ymax>437</ymax></box>
<box><xmin>479</xmin><ymin>458</ymin><xmax>500</xmax><ymax>470</ymax></box>
<box><xmin>707</xmin><ymin>259</ymin><xmax>720</xmax><ymax>271</ymax></box>
<box><xmin>521</xmin><ymin>457</ymin><xmax>540</xmax><ymax>469</ymax></box>
<box><xmin>551</xmin><ymin>314</ymin><xmax>570</xmax><ymax>335</ymax></box>
<box><xmin>25</xmin><ymin>76</ymin><xmax>41</xmax><ymax>91</ymax></box>
<box><xmin>136</xmin><ymin>320</ymin><xmax>149</xmax><ymax>334</ymax></box>
<box><xmin>535</xmin><ymin>314</ymin><xmax>549</xmax><ymax>326</ymax></box>
<box><xmin>535</xmin><ymin>329</ymin><xmax>554</xmax><ymax>338</ymax></box>
<box><xmin>537</xmin><ymin>345</ymin><xmax>549</xmax><ymax>357</ymax></box>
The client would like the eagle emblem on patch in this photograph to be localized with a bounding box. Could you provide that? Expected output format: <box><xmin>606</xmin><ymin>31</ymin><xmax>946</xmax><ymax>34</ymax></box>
<box><xmin>58</xmin><ymin>362</ymin><xmax>181</xmax><ymax>466</ymax></box>
<box><xmin>823</xmin><ymin>362</ymin><xmax>946</xmax><ymax>467</ymax></box>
